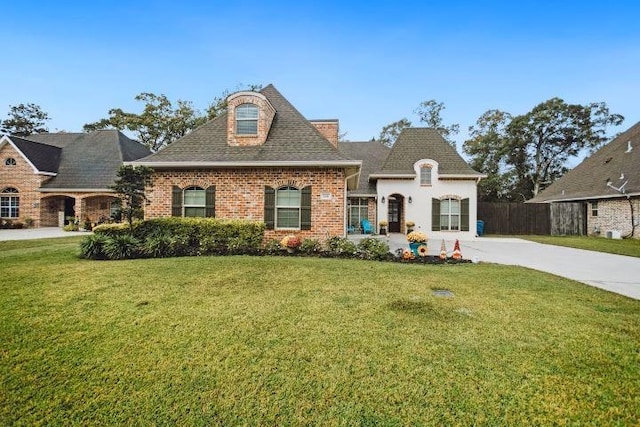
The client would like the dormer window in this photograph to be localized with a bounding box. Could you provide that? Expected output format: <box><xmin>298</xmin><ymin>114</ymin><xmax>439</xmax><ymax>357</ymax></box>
<box><xmin>420</xmin><ymin>165</ymin><xmax>432</xmax><ymax>185</ymax></box>
<box><xmin>236</xmin><ymin>103</ymin><xmax>259</xmax><ymax>135</ymax></box>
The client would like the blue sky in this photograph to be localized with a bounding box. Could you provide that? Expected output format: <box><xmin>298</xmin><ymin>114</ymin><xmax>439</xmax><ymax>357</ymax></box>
<box><xmin>2</xmin><ymin>1</ymin><xmax>639</xmax><ymax>147</ymax></box>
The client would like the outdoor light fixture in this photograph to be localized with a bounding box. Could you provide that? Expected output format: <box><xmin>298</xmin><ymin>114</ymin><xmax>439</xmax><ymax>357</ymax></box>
<box><xmin>408</xmin><ymin>196</ymin><xmax>413</xmax><ymax>203</ymax></box>
<box><xmin>381</xmin><ymin>196</ymin><xmax>385</xmax><ymax>203</ymax></box>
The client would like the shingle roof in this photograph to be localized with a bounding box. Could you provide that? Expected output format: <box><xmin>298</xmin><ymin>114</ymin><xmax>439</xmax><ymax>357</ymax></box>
<box><xmin>8</xmin><ymin>136</ymin><xmax>62</xmax><ymax>173</ymax></box>
<box><xmin>38</xmin><ymin>130</ymin><xmax>150</xmax><ymax>190</ymax></box>
<box><xmin>529</xmin><ymin>121</ymin><xmax>640</xmax><ymax>202</ymax></box>
<box><xmin>338</xmin><ymin>140</ymin><xmax>390</xmax><ymax>195</ymax></box>
<box><xmin>376</xmin><ymin>128</ymin><xmax>481</xmax><ymax>176</ymax></box>
<box><xmin>135</xmin><ymin>84</ymin><xmax>357</xmax><ymax>165</ymax></box>
<box><xmin>25</xmin><ymin>133</ymin><xmax>85</xmax><ymax>148</ymax></box>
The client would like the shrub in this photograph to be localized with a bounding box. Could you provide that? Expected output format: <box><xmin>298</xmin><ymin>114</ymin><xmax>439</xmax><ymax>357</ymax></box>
<box><xmin>93</xmin><ymin>222</ymin><xmax>131</xmax><ymax>237</ymax></box>
<box><xmin>300</xmin><ymin>238</ymin><xmax>322</xmax><ymax>255</ymax></box>
<box><xmin>263</xmin><ymin>239</ymin><xmax>282</xmax><ymax>255</ymax></box>
<box><xmin>142</xmin><ymin>233</ymin><xmax>172</xmax><ymax>258</ymax></box>
<box><xmin>24</xmin><ymin>217</ymin><xmax>34</xmax><ymax>228</ymax></box>
<box><xmin>325</xmin><ymin>236</ymin><xmax>357</xmax><ymax>256</ymax></box>
<box><xmin>63</xmin><ymin>223</ymin><xmax>78</xmax><ymax>232</ymax></box>
<box><xmin>103</xmin><ymin>234</ymin><xmax>141</xmax><ymax>260</ymax></box>
<box><xmin>357</xmin><ymin>237</ymin><xmax>390</xmax><ymax>260</ymax></box>
<box><xmin>79</xmin><ymin>234</ymin><xmax>108</xmax><ymax>260</ymax></box>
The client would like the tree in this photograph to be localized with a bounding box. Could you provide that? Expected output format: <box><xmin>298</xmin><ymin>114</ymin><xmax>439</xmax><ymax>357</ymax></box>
<box><xmin>463</xmin><ymin>110</ymin><xmax>513</xmax><ymax>201</ymax></box>
<box><xmin>414</xmin><ymin>99</ymin><xmax>460</xmax><ymax>148</ymax></box>
<box><xmin>1</xmin><ymin>103</ymin><xmax>50</xmax><ymax>136</ymax></box>
<box><xmin>84</xmin><ymin>93</ymin><xmax>205</xmax><ymax>152</ymax></box>
<box><xmin>507</xmin><ymin>98</ymin><xmax>623</xmax><ymax>197</ymax></box>
<box><xmin>378</xmin><ymin>118</ymin><xmax>411</xmax><ymax>147</ymax></box>
<box><xmin>110</xmin><ymin>165</ymin><xmax>154</xmax><ymax>228</ymax></box>
<box><xmin>463</xmin><ymin>98</ymin><xmax>624</xmax><ymax>201</ymax></box>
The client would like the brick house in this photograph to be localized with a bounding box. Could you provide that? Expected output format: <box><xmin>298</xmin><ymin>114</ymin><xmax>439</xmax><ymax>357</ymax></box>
<box><xmin>130</xmin><ymin>85</ymin><xmax>361</xmax><ymax>240</ymax></box>
<box><xmin>0</xmin><ymin>130</ymin><xmax>149</xmax><ymax>228</ymax></box>
<box><xmin>529</xmin><ymin>121</ymin><xmax>640</xmax><ymax>238</ymax></box>
<box><xmin>341</xmin><ymin>129</ymin><xmax>486</xmax><ymax>240</ymax></box>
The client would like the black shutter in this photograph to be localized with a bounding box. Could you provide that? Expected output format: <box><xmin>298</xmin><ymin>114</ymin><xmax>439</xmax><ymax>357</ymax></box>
<box><xmin>205</xmin><ymin>186</ymin><xmax>216</xmax><ymax>218</ymax></box>
<box><xmin>461</xmin><ymin>198</ymin><xmax>469</xmax><ymax>231</ymax></box>
<box><xmin>432</xmin><ymin>198</ymin><xmax>440</xmax><ymax>231</ymax></box>
<box><xmin>300</xmin><ymin>186</ymin><xmax>312</xmax><ymax>230</ymax></box>
<box><xmin>172</xmin><ymin>186</ymin><xmax>182</xmax><ymax>217</ymax></box>
<box><xmin>264</xmin><ymin>186</ymin><xmax>275</xmax><ymax>230</ymax></box>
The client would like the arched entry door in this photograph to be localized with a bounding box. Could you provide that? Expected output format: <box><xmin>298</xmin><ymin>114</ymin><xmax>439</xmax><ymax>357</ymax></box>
<box><xmin>387</xmin><ymin>194</ymin><xmax>404</xmax><ymax>233</ymax></box>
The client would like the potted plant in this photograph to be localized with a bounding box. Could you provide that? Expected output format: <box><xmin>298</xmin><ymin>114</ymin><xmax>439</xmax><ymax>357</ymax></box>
<box><xmin>407</xmin><ymin>230</ymin><xmax>428</xmax><ymax>256</ymax></box>
<box><xmin>406</xmin><ymin>220</ymin><xmax>415</xmax><ymax>234</ymax></box>
<box><xmin>379</xmin><ymin>220</ymin><xmax>388</xmax><ymax>235</ymax></box>
<box><xmin>280</xmin><ymin>235</ymin><xmax>302</xmax><ymax>253</ymax></box>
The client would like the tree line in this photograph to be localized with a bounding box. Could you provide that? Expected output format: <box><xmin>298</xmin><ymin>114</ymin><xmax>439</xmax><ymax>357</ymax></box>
<box><xmin>2</xmin><ymin>89</ymin><xmax>623</xmax><ymax>202</ymax></box>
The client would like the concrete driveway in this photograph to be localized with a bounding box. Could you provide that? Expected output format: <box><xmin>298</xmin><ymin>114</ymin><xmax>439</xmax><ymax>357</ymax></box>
<box><xmin>0</xmin><ymin>227</ymin><xmax>87</xmax><ymax>241</ymax></box>
<box><xmin>369</xmin><ymin>234</ymin><xmax>640</xmax><ymax>300</ymax></box>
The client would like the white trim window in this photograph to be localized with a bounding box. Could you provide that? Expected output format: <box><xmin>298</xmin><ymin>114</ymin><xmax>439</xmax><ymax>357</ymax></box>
<box><xmin>236</xmin><ymin>103</ymin><xmax>259</xmax><ymax>135</ymax></box>
<box><xmin>5</xmin><ymin>158</ymin><xmax>16</xmax><ymax>166</ymax></box>
<box><xmin>1</xmin><ymin>187</ymin><xmax>19</xmax><ymax>218</ymax></box>
<box><xmin>440</xmin><ymin>197</ymin><xmax>460</xmax><ymax>231</ymax></box>
<box><xmin>276</xmin><ymin>186</ymin><xmax>301</xmax><ymax>229</ymax></box>
<box><xmin>420</xmin><ymin>165</ymin><xmax>432</xmax><ymax>185</ymax></box>
<box><xmin>591</xmin><ymin>201</ymin><xmax>598</xmax><ymax>217</ymax></box>
<box><xmin>183</xmin><ymin>186</ymin><xmax>206</xmax><ymax>217</ymax></box>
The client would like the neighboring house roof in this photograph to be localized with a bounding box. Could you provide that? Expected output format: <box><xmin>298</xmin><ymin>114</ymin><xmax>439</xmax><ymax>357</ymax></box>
<box><xmin>133</xmin><ymin>84</ymin><xmax>359</xmax><ymax>167</ymax></box>
<box><xmin>34</xmin><ymin>130</ymin><xmax>150</xmax><ymax>191</ymax></box>
<box><xmin>3</xmin><ymin>136</ymin><xmax>62</xmax><ymax>174</ymax></box>
<box><xmin>338</xmin><ymin>140</ymin><xmax>390</xmax><ymax>196</ymax></box>
<box><xmin>529</xmin><ymin>121</ymin><xmax>640</xmax><ymax>202</ymax></box>
<box><xmin>371</xmin><ymin>128</ymin><xmax>483</xmax><ymax>178</ymax></box>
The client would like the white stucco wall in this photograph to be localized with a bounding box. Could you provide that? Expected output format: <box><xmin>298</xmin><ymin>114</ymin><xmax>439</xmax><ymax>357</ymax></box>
<box><xmin>376</xmin><ymin>159</ymin><xmax>479</xmax><ymax>241</ymax></box>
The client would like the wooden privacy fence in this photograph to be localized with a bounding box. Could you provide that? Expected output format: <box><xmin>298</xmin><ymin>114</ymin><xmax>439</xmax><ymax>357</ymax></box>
<box><xmin>477</xmin><ymin>202</ymin><xmax>586</xmax><ymax>236</ymax></box>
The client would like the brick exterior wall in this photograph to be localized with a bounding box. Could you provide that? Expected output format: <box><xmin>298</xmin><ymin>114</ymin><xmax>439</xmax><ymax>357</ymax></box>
<box><xmin>226</xmin><ymin>92</ymin><xmax>276</xmax><ymax>147</ymax></box>
<box><xmin>0</xmin><ymin>143</ymin><xmax>52</xmax><ymax>227</ymax></box>
<box><xmin>587</xmin><ymin>197</ymin><xmax>640</xmax><ymax>238</ymax></box>
<box><xmin>310</xmin><ymin>120</ymin><xmax>339</xmax><ymax>148</ymax></box>
<box><xmin>147</xmin><ymin>168</ymin><xmax>347</xmax><ymax>240</ymax></box>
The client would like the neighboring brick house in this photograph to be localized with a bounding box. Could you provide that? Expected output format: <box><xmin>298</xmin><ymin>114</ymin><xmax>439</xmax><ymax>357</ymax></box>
<box><xmin>0</xmin><ymin>130</ymin><xmax>149</xmax><ymax>228</ymax></box>
<box><xmin>529</xmin><ymin>121</ymin><xmax>640</xmax><ymax>238</ymax></box>
<box><xmin>130</xmin><ymin>85</ymin><xmax>361</xmax><ymax>240</ymax></box>
<box><xmin>341</xmin><ymin>129</ymin><xmax>486</xmax><ymax>240</ymax></box>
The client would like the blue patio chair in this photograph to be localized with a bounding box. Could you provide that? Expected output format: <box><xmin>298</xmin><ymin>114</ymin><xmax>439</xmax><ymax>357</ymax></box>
<box><xmin>361</xmin><ymin>219</ymin><xmax>374</xmax><ymax>234</ymax></box>
<box><xmin>347</xmin><ymin>225</ymin><xmax>356</xmax><ymax>234</ymax></box>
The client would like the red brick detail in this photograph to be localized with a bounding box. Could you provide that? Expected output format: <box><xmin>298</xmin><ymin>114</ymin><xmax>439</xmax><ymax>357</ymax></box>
<box><xmin>310</xmin><ymin>120</ymin><xmax>339</xmax><ymax>148</ymax></box>
<box><xmin>226</xmin><ymin>93</ymin><xmax>276</xmax><ymax>147</ymax></box>
<box><xmin>146</xmin><ymin>168</ymin><xmax>347</xmax><ymax>240</ymax></box>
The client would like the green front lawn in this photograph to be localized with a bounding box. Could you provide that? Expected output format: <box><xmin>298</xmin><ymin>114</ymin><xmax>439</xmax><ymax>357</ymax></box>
<box><xmin>522</xmin><ymin>235</ymin><xmax>640</xmax><ymax>258</ymax></box>
<box><xmin>1</xmin><ymin>238</ymin><xmax>639</xmax><ymax>425</ymax></box>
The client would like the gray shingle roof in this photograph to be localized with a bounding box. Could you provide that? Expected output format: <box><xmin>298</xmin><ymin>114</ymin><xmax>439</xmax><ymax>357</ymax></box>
<box><xmin>36</xmin><ymin>130</ymin><xmax>150</xmax><ymax>190</ymax></box>
<box><xmin>8</xmin><ymin>136</ymin><xmax>62</xmax><ymax>173</ymax></box>
<box><xmin>135</xmin><ymin>84</ymin><xmax>356</xmax><ymax>165</ymax></box>
<box><xmin>529</xmin><ymin>121</ymin><xmax>640</xmax><ymax>202</ymax></box>
<box><xmin>338</xmin><ymin>140</ymin><xmax>390</xmax><ymax>195</ymax></box>
<box><xmin>377</xmin><ymin>128</ymin><xmax>481</xmax><ymax>176</ymax></box>
<box><xmin>25</xmin><ymin>133</ymin><xmax>85</xmax><ymax>148</ymax></box>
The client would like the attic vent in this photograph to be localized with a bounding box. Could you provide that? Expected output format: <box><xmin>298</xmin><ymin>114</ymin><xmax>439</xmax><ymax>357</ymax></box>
<box><xmin>603</xmin><ymin>156</ymin><xmax>613</xmax><ymax>164</ymax></box>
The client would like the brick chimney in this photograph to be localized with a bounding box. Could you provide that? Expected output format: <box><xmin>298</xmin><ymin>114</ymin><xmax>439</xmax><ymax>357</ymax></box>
<box><xmin>310</xmin><ymin>119</ymin><xmax>339</xmax><ymax>148</ymax></box>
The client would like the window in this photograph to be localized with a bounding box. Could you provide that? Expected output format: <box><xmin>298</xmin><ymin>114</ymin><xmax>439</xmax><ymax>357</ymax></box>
<box><xmin>591</xmin><ymin>201</ymin><xmax>598</xmax><ymax>217</ymax></box>
<box><xmin>171</xmin><ymin>185</ymin><xmax>215</xmax><ymax>217</ymax></box>
<box><xmin>348</xmin><ymin>198</ymin><xmax>369</xmax><ymax>230</ymax></box>
<box><xmin>432</xmin><ymin>197</ymin><xmax>469</xmax><ymax>231</ymax></box>
<box><xmin>183</xmin><ymin>186</ymin><xmax>206</xmax><ymax>217</ymax></box>
<box><xmin>264</xmin><ymin>185</ymin><xmax>311</xmax><ymax>230</ymax></box>
<box><xmin>5</xmin><ymin>158</ymin><xmax>16</xmax><ymax>166</ymax></box>
<box><xmin>1</xmin><ymin>187</ymin><xmax>19</xmax><ymax>218</ymax></box>
<box><xmin>276</xmin><ymin>186</ymin><xmax>301</xmax><ymax>228</ymax></box>
<box><xmin>440</xmin><ymin>198</ymin><xmax>460</xmax><ymax>231</ymax></box>
<box><xmin>420</xmin><ymin>165</ymin><xmax>432</xmax><ymax>185</ymax></box>
<box><xmin>236</xmin><ymin>103</ymin><xmax>259</xmax><ymax>135</ymax></box>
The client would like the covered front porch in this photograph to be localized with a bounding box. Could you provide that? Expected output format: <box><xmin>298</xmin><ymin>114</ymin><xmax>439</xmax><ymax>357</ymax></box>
<box><xmin>39</xmin><ymin>193</ymin><xmax>120</xmax><ymax>228</ymax></box>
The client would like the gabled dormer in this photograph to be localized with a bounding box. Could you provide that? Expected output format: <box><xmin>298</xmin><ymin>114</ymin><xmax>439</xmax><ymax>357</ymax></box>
<box><xmin>227</xmin><ymin>91</ymin><xmax>276</xmax><ymax>146</ymax></box>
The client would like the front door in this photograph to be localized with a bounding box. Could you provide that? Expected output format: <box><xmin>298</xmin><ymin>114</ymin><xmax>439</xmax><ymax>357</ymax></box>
<box><xmin>388</xmin><ymin>196</ymin><xmax>403</xmax><ymax>233</ymax></box>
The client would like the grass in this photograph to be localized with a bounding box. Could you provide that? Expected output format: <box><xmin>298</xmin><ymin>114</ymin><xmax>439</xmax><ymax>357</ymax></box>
<box><xmin>521</xmin><ymin>235</ymin><xmax>640</xmax><ymax>258</ymax></box>
<box><xmin>1</xmin><ymin>237</ymin><xmax>639</xmax><ymax>425</ymax></box>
